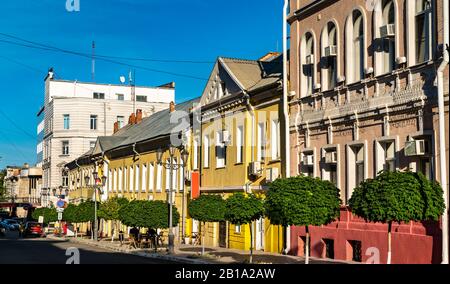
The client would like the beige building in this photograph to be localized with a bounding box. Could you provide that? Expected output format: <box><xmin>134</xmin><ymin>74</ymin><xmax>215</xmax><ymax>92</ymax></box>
<box><xmin>287</xmin><ymin>0</ymin><xmax>449</xmax><ymax>263</ymax></box>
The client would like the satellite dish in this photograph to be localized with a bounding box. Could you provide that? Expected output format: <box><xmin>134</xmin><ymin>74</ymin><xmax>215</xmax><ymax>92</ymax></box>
<box><xmin>119</xmin><ymin>76</ymin><xmax>126</xmax><ymax>84</ymax></box>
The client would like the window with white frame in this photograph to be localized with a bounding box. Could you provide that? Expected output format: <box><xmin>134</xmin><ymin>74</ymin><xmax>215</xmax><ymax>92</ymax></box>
<box><xmin>149</xmin><ymin>163</ymin><xmax>154</xmax><ymax>192</ymax></box>
<box><xmin>165</xmin><ymin>159</ymin><xmax>171</xmax><ymax>191</ymax></box>
<box><xmin>118</xmin><ymin>167</ymin><xmax>123</xmax><ymax>192</ymax></box>
<box><xmin>301</xmin><ymin>32</ymin><xmax>315</xmax><ymax>96</ymax></box>
<box><xmin>215</xmin><ymin>131</ymin><xmax>226</xmax><ymax>168</ymax></box>
<box><xmin>204</xmin><ymin>135</ymin><xmax>210</xmax><ymax>168</ymax></box>
<box><xmin>179</xmin><ymin>159</ymin><xmax>184</xmax><ymax>192</ymax></box>
<box><xmin>381</xmin><ymin>0</ymin><xmax>396</xmax><ymax>73</ymax></box>
<box><xmin>193</xmin><ymin>138</ymin><xmax>199</xmax><ymax>170</ymax></box>
<box><xmin>271</xmin><ymin>119</ymin><xmax>280</xmax><ymax>160</ymax></box>
<box><xmin>124</xmin><ymin>166</ymin><xmax>128</xmax><ymax>192</ymax></box>
<box><xmin>142</xmin><ymin>164</ymin><xmax>147</xmax><ymax>192</ymax></box>
<box><xmin>346</xmin><ymin>10</ymin><xmax>365</xmax><ymax>83</ymax></box>
<box><xmin>381</xmin><ymin>141</ymin><xmax>396</xmax><ymax>172</ymax></box>
<box><xmin>172</xmin><ymin>158</ymin><xmax>178</xmax><ymax>191</ymax></box>
<box><xmin>156</xmin><ymin>163</ymin><xmax>162</xmax><ymax>192</ymax></box>
<box><xmin>135</xmin><ymin>164</ymin><xmax>140</xmax><ymax>192</ymax></box>
<box><xmin>114</xmin><ymin>169</ymin><xmax>118</xmax><ymax>192</ymax></box>
<box><xmin>236</xmin><ymin>125</ymin><xmax>244</xmax><ymax>163</ymax></box>
<box><xmin>322</xmin><ymin>149</ymin><xmax>338</xmax><ymax>187</ymax></box>
<box><xmin>108</xmin><ymin>169</ymin><xmax>112</xmax><ymax>192</ymax></box>
<box><xmin>322</xmin><ymin>21</ymin><xmax>338</xmax><ymax>90</ymax></box>
<box><xmin>62</xmin><ymin>141</ymin><xmax>69</xmax><ymax>155</ymax></box>
<box><xmin>347</xmin><ymin>144</ymin><xmax>366</xmax><ymax>201</ymax></box>
<box><xmin>129</xmin><ymin>165</ymin><xmax>134</xmax><ymax>192</ymax></box>
<box><xmin>415</xmin><ymin>0</ymin><xmax>432</xmax><ymax>64</ymax></box>
<box><xmin>257</xmin><ymin>122</ymin><xmax>266</xmax><ymax>162</ymax></box>
<box><xmin>301</xmin><ymin>151</ymin><xmax>314</xmax><ymax>177</ymax></box>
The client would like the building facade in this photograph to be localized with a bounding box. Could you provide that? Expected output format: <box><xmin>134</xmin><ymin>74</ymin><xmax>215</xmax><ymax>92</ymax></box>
<box><xmin>38</xmin><ymin>69</ymin><xmax>175</xmax><ymax>207</ymax></box>
<box><xmin>288</xmin><ymin>0</ymin><xmax>449</xmax><ymax>263</ymax></box>
<box><xmin>196</xmin><ymin>54</ymin><xmax>285</xmax><ymax>253</ymax></box>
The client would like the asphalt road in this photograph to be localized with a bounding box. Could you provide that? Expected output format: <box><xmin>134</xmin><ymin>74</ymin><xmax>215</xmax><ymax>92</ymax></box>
<box><xmin>0</xmin><ymin>231</ymin><xmax>177</xmax><ymax>264</ymax></box>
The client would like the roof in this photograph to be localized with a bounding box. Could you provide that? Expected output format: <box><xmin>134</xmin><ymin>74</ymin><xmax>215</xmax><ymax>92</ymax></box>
<box><xmin>219</xmin><ymin>54</ymin><xmax>282</xmax><ymax>92</ymax></box>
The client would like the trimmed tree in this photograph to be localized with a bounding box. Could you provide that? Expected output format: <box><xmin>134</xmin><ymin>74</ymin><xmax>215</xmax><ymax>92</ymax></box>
<box><xmin>265</xmin><ymin>175</ymin><xmax>341</xmax><ymax>264</ymax></box>
<box><xmin>188</xmin><ymin>194</ymin><xmax>226</xmax><ymax>255</ymax></box>
<box><xmin>119</xmin><ymin>200</ymin><xmax>180</xmax><ymax>230</ymax></box>
<box><xmin>32</xmin><ymin>207</ymin><xmax>58</xmax><ymax>225</ymax></box>
<box><xmin>349</xmin><ymin>171</ymin><xmax>445</xmax><ymax>264</ymax></box>
<box><xmin>224</xmin><ymin>192</ymin><xmax>265</xmax><ymax>263</ymax></box>
<box><xmin>98</xmin><ymin>197</ymin><xmax>129</xmax><ymax>241</ymax></box>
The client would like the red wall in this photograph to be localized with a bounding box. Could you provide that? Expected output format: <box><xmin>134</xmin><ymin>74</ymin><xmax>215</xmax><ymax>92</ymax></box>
<box><xmin>290</xmin><ymin>207</ymin><xmax>442</xmax><ymax>264</ymax></box>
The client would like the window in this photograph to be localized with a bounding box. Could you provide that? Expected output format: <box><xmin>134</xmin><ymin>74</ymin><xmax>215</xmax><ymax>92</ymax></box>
<box><xmin>124</xmin><ymin>167</ymin><xmax>128</xmax><ymax>192</ymax></box>
<box><xmin>62</xmin><ymin>173</ymin><xmax>69</xmax><ymax>187</ymax></box>
<box><xmin>322</xmin><ymin>149</ymin><xmax>338</xmax><ymax>187</ymax></box>
<box><xmin>347</xmin><ymin>144</ymin><xmax>366</xmax><ymax>201</ymax></box>
<box><xmin>257</xmin><ymin>122</ymin><xmax>266</xmax><ymax>161</ymax></box>
<box><xmin>235</xmin><ymin>225</ymin><xmax>241</xmax><ymax>234</ymax></box>
<box><xmin>62</xmin><ymin>141</ymin><xmax>69</xmax><ymax>155</ymax></box>
<box><xmin>381</xmin><ymin>0</ymin><xmax>396</xmax><ymax>73</ymax></box>
<box><xmin>204</xmin><ymin>135</ymin><xmax>210</xmax><ymax>168</ymax></box>
<box><xmin>323</xmin><ymin>239</ymin><xmax>335</xmax><ymax>259</ymax></box>
<box><xmin>172</xmin><ymin>158</ymin><xmax>178</xmax><ymax>191</ymax></box>
<box><xmin>90</xmin><ymin>141</ymin><xmax>96</xmax><ymax>149</ymax></box>
<box><xmin>136</xmin><ymin>95</ymin><xmax>147</xmax><ymax>102</ymax></box>
<box><xmin>215</xmin><ymin>132</ymin><xmax>226</xmax><ymax>168</ymax></box>
<box><xmin>117</xmin><ymin>94</ymin><xmax>124</xmax><ymax>101</ymax></box>
<box><xmin>322</xmin><ymin>22</ymin><xmax>338</xmax><ymax>90</ymax></box>
<box><xmin>117</xmin><ymin>116</ymin><xmax>125</xmax><ymax>129</ymax></box>
<box><xmin>135</xmin><ymin>164</ymin><xmax>140</xmax><ymax>192</ymax></box>
<box><xmin>271</xmin><ymin>120</ymin><xmax>280</xmax><ymax>160</ymax></box>
<box><xmin>165</xmin><ymin>159</ymin><xmax>171</xmax><ymax>191</ymax></box>
<box><xmin>382</xmin><ymin>141</ymin><xmax>395</xmax><ymax>172</ymax></box>
<box><xmin>108</xmin><ymin>169</ymin><xmax>112</xmax><ymax>192</ymax></box>
<box><xmin>302</xmin><ymin>152</ymin><xmax>314</xmax><ymax>177</ymax></box>
<box><xmin>355</xmin><ymin>146</ymin><xmax>365</xmax><ymax>187</ymax></box>
<box><xmin>142</xmin><ymin>164</ymin><xmax>147</xmax><ymax>192</ymax></box>
<box><xmin>353</xmin><ymin>10</ymin><xmax>365</xmax><ymax>82</ymax></box>
<box><xmin>149</xmin><ymin>163</ymin><xmax>154</xmax><ymax>191</ymax></box>
<box><xmin>129</xmin><ymin>165</ymin><xmax>134</xmax><ymax>192</ymax></box>
<box><xmin>415</xmin><ymin>0</ymin><xmax>432</xmax><ymax>63</ymax></box>
<box><xmin>236</xmin><ymin>125</ymin><xmax>244</xmax><ymax>163</ymax></box>
<box><xmin>301</xmin><ymin>32</ymin><xmax>315</xmax><ymax>96</ymax></box>
<box><xmin>93</xmin><ymin>92</ymin><xmax>105</xmax><ymax>99</ymax></box>
<box><xmin>193</xmin><ymin>138</ymin><xmax>199</xmax><ymax>170</ymax></box>
<box><xmin>347</xmin><ymin>240</ymin><xmax>362</xmax><ymax>262</ymax></box>
<box><xmin>90</xmin><ymin>115</ymin><xmax>98</xmax><ymax>130</ymax></box>
<box><xmin>114</xmin><ymin>169</ymin><xmax>118</xmax><ymax>192</ymax></box>
<box><xmin>156</xmin><ymin>163</ymin><xmax>162</xmax><ymax>192</ymax></box>
<box><xmin>118</xmin><ymin>168</ymin><xmax>123</xmax><ymax>192</ymax></box>
<box><xmin>63</xmin><ymin>114</ymin><xmax>70</xmax><ymax>130</ymax></box>
<box><xmin>419</xmin><ymin>158</ymin><xmax>432</xmax><ymax>180</ymax></box>
<box><xmin>179</xmin><ymin>159</ymin><xmax>184</xmax><ymax>192</ymax></box>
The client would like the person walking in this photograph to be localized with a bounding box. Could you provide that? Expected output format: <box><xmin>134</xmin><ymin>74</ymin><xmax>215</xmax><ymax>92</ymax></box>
<box><xmin>119</xmin><ymin>230</ymin><xmax>124</xmax><ymax>246</ymax></box>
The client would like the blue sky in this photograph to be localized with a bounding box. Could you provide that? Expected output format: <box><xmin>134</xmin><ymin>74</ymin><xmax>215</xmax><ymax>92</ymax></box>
<box><xmin>0</xmin><ymin>0</ymin><xmax>282</xmax><ymax>168</ymax></box>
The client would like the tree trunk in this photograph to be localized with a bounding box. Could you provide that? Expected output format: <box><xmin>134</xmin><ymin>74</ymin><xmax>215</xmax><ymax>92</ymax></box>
<box><xmin>249</xmin><ymin>222</ymin><xmax>253</xmax><ymax>264</ymax></box>
<box><xmin>387</xmin><ymin>221</ymin><xmax>392</xmax><ymax>264</ymax></box>
<box><xmin>305</xmin><ymin>225</ymin><xmax>310</xmax><ymax>265</ymax></box>
<box><xmin>201</xmin><ymin>222</ymin><xmax>205</xmax><ymax>256</ymax></box>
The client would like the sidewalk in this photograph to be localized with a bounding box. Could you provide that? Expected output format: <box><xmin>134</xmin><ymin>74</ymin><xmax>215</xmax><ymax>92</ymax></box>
<box><xmin>47</xmin><ymin>235</ymin><xmax>355</xmax><ymax>264</ymax></box>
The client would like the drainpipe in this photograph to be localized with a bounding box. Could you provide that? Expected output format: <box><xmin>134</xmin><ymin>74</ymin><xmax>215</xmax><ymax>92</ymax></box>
<box><xmin>437</xmin><ymin>0</ymin><xmax>449</xmax><ymax>265</ymax></box>
<box><xmin>282</xmin><ymin>0</ymin><xmax>291</xmax><ymax>255</ymax></box>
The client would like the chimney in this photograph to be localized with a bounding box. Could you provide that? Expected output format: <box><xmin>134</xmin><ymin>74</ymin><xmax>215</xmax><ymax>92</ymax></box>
<box><xmin>136</xmin><ymin>109</ymin><xmax>143</xmax><ymax>124</ymax></box>
<box><xmin>169</xmin><ymin>101</ymin><xmax>175</xmax><ymax>113</ymax></box>
<box><xmin>128</xmin><ymin>113</ymin><xmax>136</xmax><ymax>125</ymax></box>
<box><xmin>113</xmin><ymin>121</ymin><xmax>119</xmax><ymax>133</ymax></box>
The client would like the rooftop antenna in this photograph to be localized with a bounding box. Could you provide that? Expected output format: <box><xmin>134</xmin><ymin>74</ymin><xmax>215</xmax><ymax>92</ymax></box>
<box><xmin>92</xmin><ymin>41</ymin><xmax>96</xmax><ymax>82</ymax></box>
<box><xmin>129</xmin><ymin>70</ymin><xmax>136</xmax><ymax>114</ymax></box>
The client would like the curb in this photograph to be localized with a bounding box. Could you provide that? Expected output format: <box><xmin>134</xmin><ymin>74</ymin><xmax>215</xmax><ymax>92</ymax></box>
<box><xmin>48</xmin><ymin>235</ymin><xmax>211</xmax><ymax>264</ymax></box>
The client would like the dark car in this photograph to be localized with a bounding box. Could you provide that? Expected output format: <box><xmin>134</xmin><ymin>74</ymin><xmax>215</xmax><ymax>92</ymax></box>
<box><xmin>23</xmin><ymin>222</ymin><xmax>44</xmax><ymax>238</ymax></box>
<box><xmin>0</xmin><ymin>222</ymin><xmax>7</xmax><ymax>237</ymax></box>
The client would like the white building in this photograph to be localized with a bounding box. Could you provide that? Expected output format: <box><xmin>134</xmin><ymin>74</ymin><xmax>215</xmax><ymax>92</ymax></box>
<box><xmin>37</xmin><ymin>69</ymin><xmax>175</xmax><ymax>206</ymax></box>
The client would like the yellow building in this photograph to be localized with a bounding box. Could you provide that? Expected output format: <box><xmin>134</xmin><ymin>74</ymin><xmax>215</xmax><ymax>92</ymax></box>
<box><xmin>66</xmin><ymin>99</ymin><xmax>199</xmax><ymax>241</ymax></box>
<box><xmin>193</xmin><ymin>54</ymin><xmax>285</xmax><ymax>253</ymax></box>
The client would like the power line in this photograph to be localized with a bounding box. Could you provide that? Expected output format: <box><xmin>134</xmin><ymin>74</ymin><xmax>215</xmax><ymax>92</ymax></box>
<box><xmin>0</xmin><ymin>109</ymin><xmax>36</xmax><ymax>140</ymax></box>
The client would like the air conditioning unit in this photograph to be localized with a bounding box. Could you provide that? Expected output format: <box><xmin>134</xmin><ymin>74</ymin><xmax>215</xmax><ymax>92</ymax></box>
<box><xmin>248</xmin><ymin>161</ymin><xmax>262</xmax><ymax>177</ymax></box>
<box><xmin>222</xmin><ymin>130</ymin><xmax>231</xmax><ymax>144</ymax></box>
<box><xmin>265</xmin><ymin>167</ymin><xmax>279</xmax><ymax>183</ymax></box>
<box><xmin>380</xmin><ymin>24</ymin><xmax>395</xmax><ymax>38</ymax></box>
<box><xmin>305</xmin><ymin>55</ymin><xmax>315</xmax><ymax>65</ymax></box>
<box><xmin>325</xmin><ymin>45</ymin><xmax>338</xmax><ymax>57</ymax></box>
<box><xmin>404</xmin><ymin>140</ymin><xmax>429</xmax><ymax>156</ymax></box>
<box><xmin>303</xmin><ymin>154</ymin><xmax>314</xmax><ymax>166</ymax></box>
<box><xmin>325</xmin><ymin>151</ymin><xmax>338</xmax><ymax>164</ymax></box>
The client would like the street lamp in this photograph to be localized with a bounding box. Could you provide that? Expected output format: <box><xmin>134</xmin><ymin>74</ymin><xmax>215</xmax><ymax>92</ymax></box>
<box><xmin>156</xmin><ymin>146</ymin><xmax>189</xmax><ymax>254</ymax></box>
<box><xmin>84</xmin><ymin>171</ymin><xmax>107</xmax><ymax>241</ymax></box>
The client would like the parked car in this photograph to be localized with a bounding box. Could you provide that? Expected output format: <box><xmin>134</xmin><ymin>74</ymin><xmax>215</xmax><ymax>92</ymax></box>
<box><xmin>0</xmin><ymin>222</ymin><xmax>7</xmax><ymax>236</ymax></box>
<box><xmin>23</xmin><ymin>222</ymin><xmax>44</xmax><ymax>238</ymax></box>
<box><xmin>3</xmin><ymin>219</ymin><xmax>20</xmax><ymax>231</ymax></box>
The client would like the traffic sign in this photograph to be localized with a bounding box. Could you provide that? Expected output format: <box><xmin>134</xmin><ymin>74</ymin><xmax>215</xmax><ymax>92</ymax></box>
<box><xmin>56</xmin><ymin>207</ymin><xmax>65</xmax><ymax>213</ymax></box>
<box><xmin>58</xmin><ymin>212</ymin><xmax>63</xmax><ymax>221</ymax></box>
<box><xmin>38</xmin><ymin>216</ymin><xmax>44</xmax><ymax>223</ymax></box>
<box><xmin>57</xmin><ymin>200</ymin><xmax>66</xmax><ymax>208</ymax></box>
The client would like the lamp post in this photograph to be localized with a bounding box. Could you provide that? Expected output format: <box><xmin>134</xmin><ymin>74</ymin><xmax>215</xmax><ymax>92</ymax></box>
<box><xmin>84</xmin><ymin>172</ymin><xmax>107</xmax><ymax>241</ymax></box>
<box><xmin>156</xmin><ymin>146</ymin><xmax>189</xmax><ymax>254</ymax></box>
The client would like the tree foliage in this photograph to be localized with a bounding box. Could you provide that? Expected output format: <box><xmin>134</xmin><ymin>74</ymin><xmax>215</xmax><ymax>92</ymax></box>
<box><xmin>32</xmin><ymin>207</ymin><xmax>58</xmax><ymax>224</ymax></box>
<box><xmin>63</xmin><ymin>203</ymin><xmax>80</xmax><ymax>223</ymax></box>
<box><xmin>349</xmin><ymin>171</ymin><xmax>445</xmax><ymax>223</ymax></box>
<box><xmin>224</xmin><ymin>193</ymin><xmax>264</xmax><ymax>225</ymax></box>
<box><xmin>119</xmin><ymin>200</ymin><xmax>180</xmax><ymax>229</ymax></box>
<box><xmin>188</xmin><ymin>194</ymin><xmax>226</xmax><ymax>223</ymax></box>
<box><xmin>265</xmin><ymin>175</ymin><xmax>342</xmax><ymax>227</ymax></box>
<box><xmin>98</xmin><ymin>197</ymin><xmax>129</xmax><ymax>221</ymax></box>
<box><xmin>76</xmin><ymin>200</ymin><xmax>97</xmax><ymax>223</ymax></box>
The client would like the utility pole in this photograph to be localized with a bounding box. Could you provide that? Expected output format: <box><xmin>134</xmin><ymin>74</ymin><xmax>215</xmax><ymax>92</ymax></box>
<box><xmin>92</xmin><ymin>41</ymin><xmax>96</xmax><ymax>82</ymax></box>
<box><xmin>130</xmin><ymin>70</ymin><xmax>136</xmax><ymax>114</ymax></box>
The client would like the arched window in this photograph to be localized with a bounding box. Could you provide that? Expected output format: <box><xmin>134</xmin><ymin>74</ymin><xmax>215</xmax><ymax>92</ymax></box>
<box><xmin>300</xmin><ymin>32</ymin><xmax>315</xmax><ymax>96</ymax></box>
<box><xmin>406</xmin><ymin>0</ymin><xmax>433</xmax><ymax>65</ymax></box>
<box><xmin>321</xmin><ymin>22</ymin><xmax>338</xmax><ymax>90</ymax></box>
<box><xmin>346</xmin><ymin>9</ymin><xmax>366</xmax><ymax>84</ymax></box>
